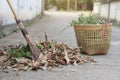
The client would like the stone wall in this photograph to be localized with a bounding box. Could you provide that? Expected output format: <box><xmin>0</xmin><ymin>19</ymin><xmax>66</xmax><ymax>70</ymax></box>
<box><xmin>0</xmin><ymin>0</ymin><xmax>44</xmax><ymax>25</ymax></box>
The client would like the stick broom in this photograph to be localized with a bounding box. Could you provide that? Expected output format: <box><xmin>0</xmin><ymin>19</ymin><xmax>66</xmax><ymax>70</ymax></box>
<box><xmin>7</xmin><ymin>0</ymin><xmax>40</xmax><ymax>60</ymax></box>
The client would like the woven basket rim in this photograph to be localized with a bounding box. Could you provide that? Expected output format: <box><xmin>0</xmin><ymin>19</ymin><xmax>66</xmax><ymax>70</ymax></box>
<box><xmin>74</xmin><ymin>23</ymin><xmax>112</xmax><ymax>27</ymax></box>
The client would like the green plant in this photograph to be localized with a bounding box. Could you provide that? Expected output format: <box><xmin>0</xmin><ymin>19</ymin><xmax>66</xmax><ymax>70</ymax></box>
<box><xmin>12</xmin><ymin>29</ymin><xmax>18</xmax><ymax>33</ymax></box>
<box><xmin>8</xmin><ymin>40</ymin><xmax>59</xmax><ymax>58</ymax></box>
<box><xmin>71</xmin><ymin>14</ymin><xmax>106</xmax><ymax>26</ymax></box>
<box><xmin>9</xmin><ymin>45</ymin><xmax>31</xmax><ymax>58</ymax></box>
<box><xmin>60</xmin><ymin>14</ymin><xmax>107</xmax><ymax>35</ymax></box>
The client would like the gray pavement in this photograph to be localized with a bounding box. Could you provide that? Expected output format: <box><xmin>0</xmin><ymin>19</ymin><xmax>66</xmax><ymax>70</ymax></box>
<box><xmin>0</xmin><ymin>11</ymin><xmax>120</xmax><ymax>80</ymax></box>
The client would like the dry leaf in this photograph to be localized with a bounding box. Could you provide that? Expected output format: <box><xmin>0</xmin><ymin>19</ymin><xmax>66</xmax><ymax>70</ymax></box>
<box><xmin>0</xmin><ymin>33</ymin><xmax>95</xmax><ymax>72</ymax></box>
<box><xmin>62</xmin><ymin>43</ymin><xmax>70</xmax><ymax>64</ymax></box>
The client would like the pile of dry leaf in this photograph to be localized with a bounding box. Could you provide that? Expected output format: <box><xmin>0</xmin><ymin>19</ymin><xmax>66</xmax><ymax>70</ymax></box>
<box><xmin>0</xmin><ymin>34</ymin><xmax>95</xmax><ymax>72</ymax></box>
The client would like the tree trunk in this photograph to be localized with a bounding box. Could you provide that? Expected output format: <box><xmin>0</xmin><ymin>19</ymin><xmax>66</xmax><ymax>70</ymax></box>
<box><xmin>52</xmin><ymin>0</ymin><xmax>56</xmax><ymax>5</ymax></box>
<box><xmin>84</xmin><ymin>2</ymin><xmax>87</xmax><ymax>10</ymax></box>
<box><xmin>99</xmin><ymin>0</ymin><xmax>102</xmax><ymax>14</ymax></box>
<box><xmin>67</xmin><ymin>0</ymin><xmax>70</xmax><ymax>11</ymax></box>
<box><xmin>44</xmin><ymin>0</ymin><xmax>49</xmax><ymax>10</ymax></box>
<box><xmin>108</xmin><ymin>0</ymin><xmax>111</xmax><ymax>23</ymax></box>
<box><xmin>75</xmin><ymin>0</ymin><xmax>77</xmax><ymax>11</ymax></box>
<box><xmin>41</xmin><ymin>0</ymin><xmax>44</xmax><ymax>15</ymax></box>
<box><xmin>81</xmin><ymin>3</ymin><xmax>84</xmax><ymax>10</ymax></box>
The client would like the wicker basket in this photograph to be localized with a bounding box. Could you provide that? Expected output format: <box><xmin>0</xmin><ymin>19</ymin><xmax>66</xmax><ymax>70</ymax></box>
<box><xmin>74</xmin><ymin>24</ymin><xmax>112</xmax><ymax>55</ymax></box>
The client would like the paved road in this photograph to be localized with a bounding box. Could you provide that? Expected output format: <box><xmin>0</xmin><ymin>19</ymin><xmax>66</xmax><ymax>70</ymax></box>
<box><xmin>0</xmin><ymin>11</ymin><xmax>120</xmax><ymax>80</ymax></box>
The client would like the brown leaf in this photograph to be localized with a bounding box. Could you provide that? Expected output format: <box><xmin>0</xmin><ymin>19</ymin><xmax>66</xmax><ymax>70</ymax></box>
<box><xmin>16</xmin><ymin>58</ymin><xmax>30</xmax><ymax>64</ymax></box>
<box><xmin>62</xmin><ymin>43</ymin><xmax>70</xmax><ymax>64</ymax></box>
<box><xmin>40</xmin><ymin>62</ymin><xmax>48</xmax><ymax>70</ymax></box>
<box><xmin>0</xmin><ymin>35</ymin><xmax>95</xmax><ymax>72</ymax></box>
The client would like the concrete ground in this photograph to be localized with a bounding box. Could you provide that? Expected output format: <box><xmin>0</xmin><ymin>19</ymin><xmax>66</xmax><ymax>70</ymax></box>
<box><xmin>0</xmin><ymin>11</ymin><xmax>120</xmax><ymax>80</ymax></box>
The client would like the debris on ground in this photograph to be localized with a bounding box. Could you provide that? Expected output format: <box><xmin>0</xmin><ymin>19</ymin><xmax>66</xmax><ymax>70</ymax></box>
<box><xmin>0</xmin><ymin>33</ymin><xmax>95</xmax><ymax>72</ymax></box>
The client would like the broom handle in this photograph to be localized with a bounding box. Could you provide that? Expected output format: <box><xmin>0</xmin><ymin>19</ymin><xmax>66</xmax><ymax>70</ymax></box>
<box><xmin>7</xmin><ymin>0</ymin><xmax>40</xmax><ymax>59</ymax></box>
<box><xmin>7</xmin><ymin>0</ymin><xmax>24</xmax><ymax>29</ymax></box>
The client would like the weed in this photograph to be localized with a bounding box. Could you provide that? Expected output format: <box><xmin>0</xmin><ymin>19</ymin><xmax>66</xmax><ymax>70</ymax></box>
<box><xmin>71</xmin><ymin>14</ymin><xmax>106</xmax><ymax>25</ymax></box>
<box><xmin>12</xmin><ymin>29</ymin><xmax>18</xmax><ymax>33</ymax></box>
<box><xmin>9</xmin><ymin>45</ymin><xmax>31</xmax><ymax>58</ymax></box>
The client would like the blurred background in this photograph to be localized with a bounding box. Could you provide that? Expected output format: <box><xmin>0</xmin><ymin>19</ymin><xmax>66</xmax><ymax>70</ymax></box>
<box><xmin>0</xmin><ymin>0</ymin><xmax>120</xmax><ymax>25</ymax></box>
